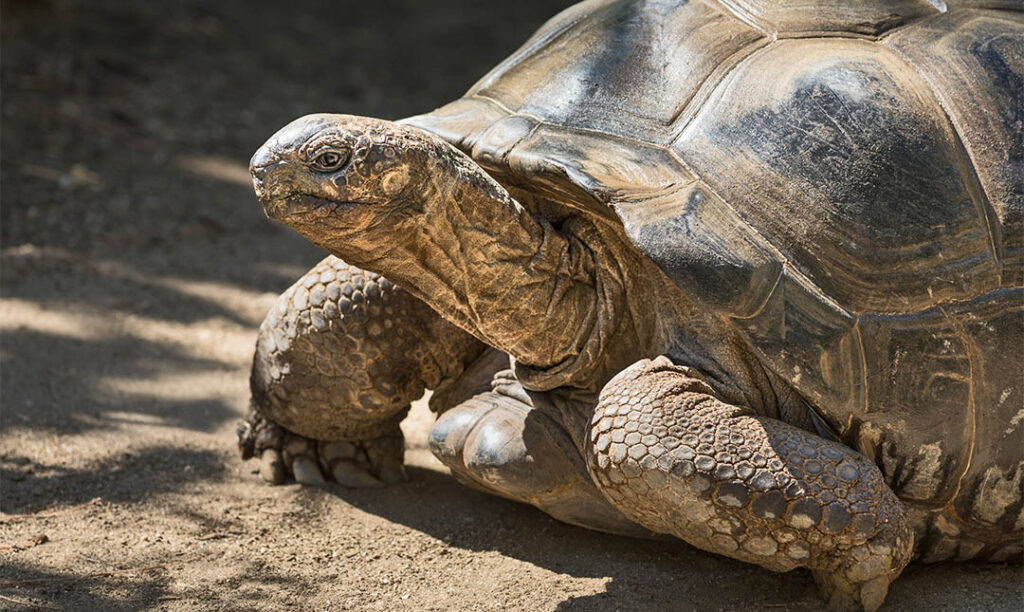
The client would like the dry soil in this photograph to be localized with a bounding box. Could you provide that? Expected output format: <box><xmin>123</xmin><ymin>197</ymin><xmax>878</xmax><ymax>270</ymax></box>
<box><xmin>1</xmin><ymin>1</ymin><xmax>1022</xmax><ymax>610</ymax></box>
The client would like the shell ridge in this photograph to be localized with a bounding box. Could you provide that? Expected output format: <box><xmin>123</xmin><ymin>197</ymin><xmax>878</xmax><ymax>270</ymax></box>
<box><xmin>705</xmin><ymin>0</ymin><xmax>775</xmax><ymax>36</ymax></box>
<box><xmin>852</xmin><ymin>319</ymin><xmax>869</xmax><ymax>420</ymax></box>
<box><xmin>727</xmin><ymin>262</ymin><xmax>784</xmax><ymax>321</ymax></box>
<box><xmin>532</xmin><ymin>121</ymin><xmax>667</xmax><ymax>152</ymax></box>
<box><xmin>877</xmin><ymin>8</ymin><xmax>947</xmax><ymax>41</ymax></box>
<box><xmin>667</xmin><ymin>36</ymin><xmax>771</xmax><ymax>128</ymax></box>
<box><xmin>469</xmin><ymin>93</ymin><xmax>541</xmax><ymax>124</ymax></box>
<box><xmin>466</xmin><ymin>0</ymin><xmax>607</xmax><ymax>96</ymax></box>
<box><xmin>669</xmin><ymin>39</ymin><xmax>776</xmax><ymax>148</ymax></box>
<box><xmin>710</xmin><ymin>0</ymin><xmax>942</xmax><ymax>37</ymax></box>
<box><xmin>878</xmin><ymin>23</ymin><xmax>1006</xmax><ymax>285</ymax></box>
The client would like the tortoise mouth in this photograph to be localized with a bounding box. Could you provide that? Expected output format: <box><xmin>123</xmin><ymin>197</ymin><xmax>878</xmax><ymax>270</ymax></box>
<box><xmin>262</xmin><ymin>194</ymin><xmax>358</xmax><ymax>221</ymax></box>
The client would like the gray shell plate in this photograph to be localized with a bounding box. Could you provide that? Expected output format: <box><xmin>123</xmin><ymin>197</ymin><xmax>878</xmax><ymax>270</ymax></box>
<box><xmin>404</xmin><ymin>0</ymin><xmax>1024</xmax><ymax>520</ymax></box>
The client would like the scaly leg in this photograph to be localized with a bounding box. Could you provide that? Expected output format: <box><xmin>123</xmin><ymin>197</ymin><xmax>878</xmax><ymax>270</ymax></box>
<box><xmin>237</xmin><ymin>255</ymin><xmax>499</xmax><ymax>486</ymax></box>
<box><xmin>586</xmin><ymin>357</ymin><xmax>913</xmax><ymax>611</ymax></box>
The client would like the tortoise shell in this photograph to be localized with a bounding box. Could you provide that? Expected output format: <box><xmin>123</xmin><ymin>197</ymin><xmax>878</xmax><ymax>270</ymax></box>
<box><xmin>405</xmin><ymin>0</ymin><xmax>1024</xmax><ymax>553</ymax></box>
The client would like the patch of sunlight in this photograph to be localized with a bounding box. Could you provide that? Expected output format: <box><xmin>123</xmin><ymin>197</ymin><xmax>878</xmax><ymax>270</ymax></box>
<box><xmin>97</xmin><ymin>411</ymin><xmax>169</xmax><ymax>425</ymax></box>
<box><xmin>99</xmin><ymin>370</ymin><xmax>243</xmax><ymax>400</ymax></box>
<box><xmin>0</xmin><ymin>298</ymin><xmax>253</xmax><ymax>365</ymax></box>
<box><xmin>176</xmin><ymin>154</ymin><xmax>252</xmax><ymax>187</ymax></box>
<box><xmin>0</xmin><ymin>299</ymin><xmax>105</xmax><ymax>340</ymax></box>
<box><xmin>77</xmin><ymin>255</ymin><xmax>272</xmax><ymax>322</ymax></box>
<box><xmin>147</xmin><ymin>275</ymin><xmax>276</xmax><ymax>320</ymax></box>
<box><xmin>3</xmin><ymin>246</ymin><xmax>274</xmax><ymax>324</ymax></box>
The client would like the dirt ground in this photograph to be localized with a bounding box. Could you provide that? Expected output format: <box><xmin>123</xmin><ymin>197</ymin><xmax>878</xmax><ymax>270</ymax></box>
<box><xmin>1</xmin><ymin>1</ymin><xmax>1021</xmax><ymax>610</ymax></box>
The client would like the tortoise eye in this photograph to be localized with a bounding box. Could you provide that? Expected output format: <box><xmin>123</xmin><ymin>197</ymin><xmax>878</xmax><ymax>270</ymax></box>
<box><xmin>310</xmin><ymin>148</ymin><xmax>350</xmax><ymax>172</ymax></box>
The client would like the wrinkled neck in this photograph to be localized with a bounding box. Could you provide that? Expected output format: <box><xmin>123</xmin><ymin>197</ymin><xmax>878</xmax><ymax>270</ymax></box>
<box><xmin>376</xmin><ymin>154</ymin><xmax>590</xmax><ymax>364</ymax></box>
<box><xmin>322</xmin><ymin>146</ymin><xmax>666</xmax><ymax>395</ymax></box>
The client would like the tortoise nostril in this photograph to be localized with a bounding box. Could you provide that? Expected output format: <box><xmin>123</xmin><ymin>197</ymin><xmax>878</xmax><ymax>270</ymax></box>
<box><xmin>251</xmin><ymin>169</ymin><xmax>274</xmax><ymax>200</ymax></box>
<box><xmin>250</xmin><ymin>145</ymin><xmax>278</xmax><ymax>173</ymax></box>
<box><xmin>250</xmin><ymin>167</ymin><xmax>265</xmax><ymax>192</ymax></box>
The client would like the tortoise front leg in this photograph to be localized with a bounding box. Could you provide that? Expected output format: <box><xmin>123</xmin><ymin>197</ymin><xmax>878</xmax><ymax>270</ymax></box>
<box><xmin>237</xmin><ymin>255</ymin><xmax>495</xmax><ymax>486</ymax></box>
<box><xmin>586</xmin><ymin>357</ymin><xmax>913</xmax><ymax>612</ymax></box>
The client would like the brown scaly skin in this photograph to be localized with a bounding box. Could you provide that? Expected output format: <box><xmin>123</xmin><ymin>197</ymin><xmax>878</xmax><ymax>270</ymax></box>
<box><xmin>249</xmin><ymin>114</ymin><xmax>674</xmax><ymax>398</ymax></box>
<box><xmin>247</xmin><ymin>114</ymin><xmax>913</xmax><ymax>610</ymax></box>
<box><xmin>589</xmin><ymin>358</ymin><xmax>913</xmax><ymax>611</ymax></box>
<box><xmin>238</xmin><ymin>254</ymin><xmax>640</xmax><ymax>530</ymax></box>
<box><xmin>238</xmin><ymin>254</ymin><xmax>497</xmax><ymax>486</ymax></box>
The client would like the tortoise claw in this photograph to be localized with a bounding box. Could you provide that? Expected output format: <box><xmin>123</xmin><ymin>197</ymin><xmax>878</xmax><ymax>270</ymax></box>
<box><xmin>237</xmin><ymin>420</ymin><xmax>256</xmax><ymax>460</ymax></box>
<box><xmin>292</xmin><ymin>456</ymin><xmax>327</xmax><ymax>486</ymax></box>
<box><xmin>330</xmin><ymin>461</ymin><xmax>385</xmax><ymax>488</ymax></box>
<box><xmin>320</xmin><ymin>440</ymin><xmax>388</xmax><ymax>488</ymax></box>
<box><xmin>238</xmin><ymin>412</ymin><xmax>408</xmax><ymax>488</ymax></box>
<box><xmin>376</xmin><ymin>458</ymin><xmax>408</xmax><ymax>485</ymax></box>
<box><xmin>259</xmin><ymin>448</ymin><xmax>286</xmax><ymax>485</ymax></box>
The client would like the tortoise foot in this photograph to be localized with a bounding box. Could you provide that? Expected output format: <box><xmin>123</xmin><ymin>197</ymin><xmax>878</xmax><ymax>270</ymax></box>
<box><xmin>812</xmin><ymin>521</ymin><xmax>914</xmax><ymax>612</ymax></box>
<box><xmin>241</xmin><ymin>254</ymin><xmax>488</xmax><ymax>487</ymax></box>
<box><xmin>236</xmin><ymin>410</ymin><xmax>406</xmax><ymax>488</ymax></box>
<box><xmin>588</xmin><ymin>357</ymin><xmax>914</xmax><ymax>611</ymax></box>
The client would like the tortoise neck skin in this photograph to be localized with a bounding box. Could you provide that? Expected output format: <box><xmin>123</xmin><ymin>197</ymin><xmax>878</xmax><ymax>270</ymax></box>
<box><xmin>251</xmin><ymin>114</ymin><xmax>672</xmax><ymax>395</ymax></box>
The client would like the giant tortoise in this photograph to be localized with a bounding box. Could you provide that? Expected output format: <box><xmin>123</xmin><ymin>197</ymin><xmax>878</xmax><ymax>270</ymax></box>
<box><xmin>237</xmin><ymin>1</ymin><xmax>1024</xmax><ymax>609</ymax></box>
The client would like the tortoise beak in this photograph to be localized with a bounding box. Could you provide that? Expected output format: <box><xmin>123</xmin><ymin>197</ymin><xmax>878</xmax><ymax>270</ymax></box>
<box><xmin>250</xmin><ymin>151</ymin><xmax>322</xmax><ymax>221</ymax></box>
<box><xmin>250</xmin><ymin>142</ymin><xmax>277</xmax><ymax>172</ymax></box>
<box><xmin>251</xmin><ymin>114</ymin><xmax>355</xmax><ymax>220</ymax></box>
<box><xmin>250</xmin><ymin>145</ymin><xmax>279</xmax><ymax>202</ymax></box>
<box><xmin>250</xmin><ymin>144</ymin><xmax>301</xmax><ymax>221</ymax></box>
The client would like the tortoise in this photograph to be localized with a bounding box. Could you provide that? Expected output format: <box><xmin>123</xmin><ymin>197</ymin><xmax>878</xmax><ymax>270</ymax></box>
<box><xmin>236</xmin><ymin>1</ymin><xmax>1024</xmax><ymax>609</ymax></box>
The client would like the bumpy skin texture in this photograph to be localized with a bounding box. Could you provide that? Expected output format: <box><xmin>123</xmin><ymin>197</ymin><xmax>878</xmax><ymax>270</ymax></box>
<box><xmin>243</xmin><ymin>3</ymin><xmax>1022</xmax><ymax>608</ymax></box>
<box><xmin>238</xmin><ymin>255</ymin><xmax>494</xmax><ymax>485</ymax></box>
<box><xmin>588</xmin><ymin>358</ymin><xmax>913</xmax><ymax>611</ymax></box>
<box><xmin>249</xmin><ymin>255</ymin><xmax>486</xmax><ymax>440</ymax></box>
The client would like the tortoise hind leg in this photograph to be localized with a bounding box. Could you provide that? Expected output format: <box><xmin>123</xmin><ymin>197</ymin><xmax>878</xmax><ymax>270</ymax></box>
<box><xmin>586</xmin><ymin>357</ymin><xmax>914</xmax><ymax>611</ymax></box>
<box><xmin>237</xmin><ymin>255</ymin><xmax>491</xmax><ymax>486</ymax></box>
<box><xmin>428</xmin><ymin>369</ymin><xmax>650</xmax><ymax>537</ymax></box>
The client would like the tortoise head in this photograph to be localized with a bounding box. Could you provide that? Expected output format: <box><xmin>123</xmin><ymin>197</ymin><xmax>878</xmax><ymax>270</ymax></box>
<box><xmin>250</xmin><ymin>115</ymin><xmax>669</xmax><ymax>390</ymax></box>
<box><xmin>250</xmin><ymin>114</ymin><xmax>430</xmax><ymax>245</ymax></box>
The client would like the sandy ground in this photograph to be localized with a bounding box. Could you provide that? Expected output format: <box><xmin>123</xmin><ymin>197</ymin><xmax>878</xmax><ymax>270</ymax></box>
<box><xmin>1</xmin><ymin>1</ymin><xmax>1022</xmax><ymax>610</ymax></box>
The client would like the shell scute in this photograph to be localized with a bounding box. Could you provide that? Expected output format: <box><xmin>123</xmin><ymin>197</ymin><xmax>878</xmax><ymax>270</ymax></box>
<box><xmin>505</xmin><ymin>125</ymin><xmax>687</xmax><ymax>211</ymax></box>
<box><xmin>674</xmin><ymin>37</ymin><xmax>1002</xmax><ymax>314</ymax></box>
<box><xmin>468</xmin><ymin>0</ymin><xmax>762</xmax><ymax>144</ymax></box>
<box><xmin>618</xmin><ymin>182</ymin><xmax>783</xmax><ymax>318</ymax></box>
<box><xmin>884</xmin><ymin>10</ymin><xmax>1024</xmax><ymax>285</ymax></box>
<box><xmin>736</xmin><ymin>270</ymin><xmax>863</xmax><ymax>419</ymax></box>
